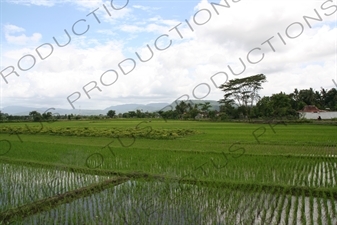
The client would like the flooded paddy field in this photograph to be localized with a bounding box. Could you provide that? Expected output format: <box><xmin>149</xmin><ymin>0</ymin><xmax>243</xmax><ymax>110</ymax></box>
<box><xmin>1</xmin><ymin>120</ymin><xmax>336</xmax><ymax>224</ymax></box>
<box><xmin>15</xmin><ymin>181</ymin><xmax>337</xmax><ymax>225</ymax></box>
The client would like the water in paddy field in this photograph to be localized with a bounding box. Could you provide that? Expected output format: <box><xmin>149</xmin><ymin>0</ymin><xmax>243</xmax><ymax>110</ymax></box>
<box><xmin>307</xmin><ymin>161</ymin><xmax>337</xmax><ymax>187</ymax></box>
<box><xmin>0</xmin><ymin>163</ymin><xmax>113</xmax><ymax>212</ymax></box>
<box><xmin>17</xmin><ymin>181</ymin><xmax>337</xmax><ymax>225</ymax></box>
<box><xmin>2</xmin><ymin>148</ymin><xmax>337</xmax><ymax>224</ymax></box>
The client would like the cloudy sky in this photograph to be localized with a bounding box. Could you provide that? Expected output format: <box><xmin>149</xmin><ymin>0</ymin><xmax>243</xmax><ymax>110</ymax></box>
<box><xmin>1</xmin><ymin>0</ymin><xmax>336</xmax><ymax>110</ymax></box>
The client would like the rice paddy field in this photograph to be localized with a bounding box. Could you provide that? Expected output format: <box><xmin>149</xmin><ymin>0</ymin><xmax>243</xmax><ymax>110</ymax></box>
<box><xmin>0</xmin><ymin>119</ymin><xmax>336</xmax><ymax>224</ymax></box>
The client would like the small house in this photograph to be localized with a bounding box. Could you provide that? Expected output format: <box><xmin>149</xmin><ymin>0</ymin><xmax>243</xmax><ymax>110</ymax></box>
<box><xmin>298</xmin><ymin>105</ymin><xmax>337</xmax><ymax>119</ymax></box>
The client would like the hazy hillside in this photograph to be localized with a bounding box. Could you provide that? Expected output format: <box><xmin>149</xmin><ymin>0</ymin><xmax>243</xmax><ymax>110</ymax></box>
<box><xmin>1</xmin><ymin>101</ymin><xmax>221</xmax><ymax>115</ymax></box>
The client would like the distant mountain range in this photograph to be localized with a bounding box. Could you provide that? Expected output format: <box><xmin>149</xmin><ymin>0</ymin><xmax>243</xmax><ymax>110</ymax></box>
<box><xmin>0</xmin><ymin>100</ymin><xmax>221</xmax><ymax>115</ymax></box>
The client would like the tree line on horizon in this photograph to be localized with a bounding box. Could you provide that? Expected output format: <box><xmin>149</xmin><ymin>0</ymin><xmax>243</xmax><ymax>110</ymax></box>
<box><xmin>160</xmin><ymin>74</ymin><xmax>337</xmax><ymax>120</ymax></box>
<box><xmin>0</xmin><ymin>109</ymin><xmax>160</xmax><ymax>122</ymax></box>
<box><xmin>1</xmin><ymin>74</ymin><xmax>336</xmax><ymax>122</ymax></box>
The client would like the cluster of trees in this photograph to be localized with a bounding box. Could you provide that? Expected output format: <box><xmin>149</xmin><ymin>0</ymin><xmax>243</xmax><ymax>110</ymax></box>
<box><xmin>0</xmin><ymin>110</ymin><xmax>160</xmax><ymax>122</ymax></box>
<box><xmin>107</xmin><ymin>109</ymin><xmax>159</xmax><ymax>118</ymax></box>
<box><xmin>0</xmin><ymin>112</ymin><xmax>29</xmax><ymax>122</ymax></box>
<box><xmin>158</xmin><ymin>74</ymin><xmax>266</xmax><ymax>120</ymax></box>
<box><xmin>0</xmin><ymin>110</ymin><xmax>57</xmax><ymax>122</ymax></box>
<box><xmin>0</xmin><ymin>111</ymin><xmax>96</xmax><ymax>122</ymax></box>
<box><xmin>1</xmin><ymin>74</ymin><xmax>336</xmax><ymax>122</ymax></box>
<box><xmin>219</xmin><ymin>74</ymin><xmax>337</xmax><ymax>119</ymax></box>
<box><xmin>158</xmin><ymin>102</ymin><xmax>217</xmax><ymax>120</ymax></box>
<box><xmin>252</xmin><ymin>88</ymin><xmax>337</xmax><ymax>118</ymax></box>
<box><xmin>157</xmin><ymin>74</ymin><xmax>337</xmax><ymax>120</ymax></box>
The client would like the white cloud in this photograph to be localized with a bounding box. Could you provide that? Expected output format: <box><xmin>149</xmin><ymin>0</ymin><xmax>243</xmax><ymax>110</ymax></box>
<box><xmin>5</xmin><ymin>33</ymin><xmax>42</xmax><ymax>46</ymax></box>
<box><xmin>1</xmin><ymin>0</ymin><xmax>336</xmax><ymax>109</ymax></box>
<box><xmin>132</xmin><ymin>5</ymin><xmax>150</xmax><ymax>11</ymax></box>
<box><xmin>119</xmin><ymin>25</ymin><xmax>144</xmax><ymax>33</ymax></box>
<box><xmin>3</xmin><ymin>24</ymin><xmax>25</xmax><ymax>33</ymax></box>
<box><xmin>117</xmin><ymin>16</ymin><xmax>182</xmax><ymax>36</ymax></box>
<box><xmin>4</xmin><ymin>24</ymin><xmax>42</xmax><ymax>45</ymax></box>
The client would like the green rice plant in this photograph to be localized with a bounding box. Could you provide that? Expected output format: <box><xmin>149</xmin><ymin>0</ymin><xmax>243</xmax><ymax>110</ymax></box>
<box><xmin>239</xmin><ymin>186</ymin><xmax>258</xmax><ymax>223</ymax></box>
<box><xmin>283</xmin><ymin>194</ymin><xmax>292</xmax><ymax>225</ymax></box>
<box><xmin>1</xmin><ymin>120</ymin><xmax>337</xmax><ymax>223</ymax></box>
<box><xmin>322</xmin><ymin>192</ymin><xmax>332</xmax><ymax>225</ymax></box>
<box><xmin>256</xmin><ymin>186</ymin><xmax>268</xmax><ymax>223</ymax></box>
<box><xmin>309</xmin><ymin>191</ymin><xmax>314</xmax><ymax>225</ymax></box>
<box><xmin>8</xmin><ymin>178</ymin><xmax>333</xmax><ymax>224</ymax></box>
<box><xmin>313</xmin><ymin>163</ymin><xmax>319</xmax><ymax>188</ymax></box>
<box><xmin>325</xmin><ymin>159</ymin><xmax>336</xmax><ymax>188</ymax></box>
<box><xmin>317</xmin><ymin>196</ymin><xmax>323</xmax><ymax>225</ymax></box>
<box><xmin>300</xmin><ymin>189</ymin><xmax>307</xmax><ymax>225</ymax></box>
<box><xmin>269</xmin><ymin>187</ymin><xmax>281</xmax><ymax>224</ymax></box>
<box><xmin>0</xmin><ymin>163</ymin><xmax>113</xmax><ymax>213</ymax></box>
<box><xmin>320</xmin><ymin>161</ymin><xmax>324</xmax><ymax>187</ymax></box>
<box><xmin>275</xmin><ymin>188</ymin><xmax>287</xmax><ymax>225</ymax></box>
<box><xmin>261</xmin><ymin>187</ymin><xmax>277</xmax><ymax>224</ymax></box>
<box><xmin>330</xmin><ymin>190</ymin><xmax>336</xmax><ymax>218</ymax></box>
<box><xmin>291</xmin><ymin>194</ymin><xmax>299</xmax><ymax>225</ymax></box>
<box><xmin>235</xmin><ymin>189</ymin><xmax>251</xmax><ymax>223</ymax></box>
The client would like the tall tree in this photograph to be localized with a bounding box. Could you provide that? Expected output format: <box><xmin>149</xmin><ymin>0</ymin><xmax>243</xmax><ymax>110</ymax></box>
<box><xmin>136</xmin><ymin>109</ymin><xmax>144</xmax><ymax>118</ymax></box>
<box><xmin>29</xmin><ymin>111</ymin><xmax>42</xmax><ymax>122</ymax></box>
<box><xmin>298</xmin><ymin>88</ymin><xmax>316</xmax><ymax>106</ymax></box>
<box><xmin>219</xmin><ymin>74</ymin><xmax>266</xmax><ymax>118</ymax></box>
<box><xmin>128</xmin><ymin>111</ymin><xmax>136</xmax><ymax>118</ymax></box>
<box><xmin>219</xmin><ymin>74</ymin><xmax>266</xmax><ymax>107</ymax></box>
<box><xmin>269</xmin><ymin>92</ymin><xmax>296</xmax><ymax>117</ymax></box>
<box><xmin>255</xmin><ymin>96</ymin><xmax>272</xmax><ymax>117</ymax></box>
<box><xmin>42</xmin><ymin>112</ymin><xmax>53</xmax><ymax>121</ymax></box>
<box><xmin>175</xmin><ymin>101</ymin><xmax>189</xmax><ymax>118</ymax></box>
<box><xmin>289</xmin><ymin>88</ymin><xmax>306</xmax><ymax>111</ymax></box>
<box><xmin>107</xmin><ymin>110</ymin><xmax>116</xmax><ymax>118</ymax></box>
<box><xmin>325</xmin><ymin>88</ymin><xmax>337</xmax><ymax>110</ymax></box>
<box><xmin>199</xmin><ymin>102</ymin><xmax>212</xmax><ymax>118</ymax></box>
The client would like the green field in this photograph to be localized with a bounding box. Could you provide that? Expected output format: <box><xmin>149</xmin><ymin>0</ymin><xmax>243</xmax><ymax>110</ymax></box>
<box><xmin>1</xmin><ymin>119</ymin><xmax>336</xmax><ymax>224</ymax></box>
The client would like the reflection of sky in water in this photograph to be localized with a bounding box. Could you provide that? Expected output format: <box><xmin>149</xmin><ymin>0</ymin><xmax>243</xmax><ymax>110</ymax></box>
<box><xmin>0</xmin><ymin>163</ymin><xmax>111</xmax><ymax>211</ymax></box>
<box><xmin>19</xmin><ymin>180</ymin><xmax>337</xmax><ymax>225</ymax></box>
